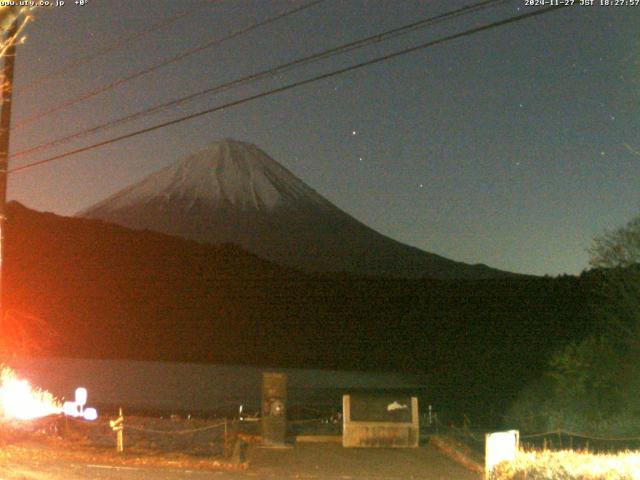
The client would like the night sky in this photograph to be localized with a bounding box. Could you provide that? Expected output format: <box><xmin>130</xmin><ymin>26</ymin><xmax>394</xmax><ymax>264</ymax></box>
<box><xmin>5</xmin><ymin>0</ymin><xmax>639</xmax><ymax>276</ymax></box>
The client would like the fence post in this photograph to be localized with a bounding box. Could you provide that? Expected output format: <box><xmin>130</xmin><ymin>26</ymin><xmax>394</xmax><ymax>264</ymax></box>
<box><xmin>117</xmin><ymin>408</ymin><xmax>124</xmax><ymax>452</ymax></box>
<box><xmin>110</xmin><ymin>407</ymin><xmax>124</xmax><ymax>453</ymax></box>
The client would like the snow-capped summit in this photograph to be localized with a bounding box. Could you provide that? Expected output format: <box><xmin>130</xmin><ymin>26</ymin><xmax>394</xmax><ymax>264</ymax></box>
<box><xmin>80</xmin><ymin>139</ymin><xmax>511</xmax><ymax>279</ymax></box>
<box><xmin>87</xmin><ymin>139</ymin><xmax>331</xmax><ymax>214</ymax></box>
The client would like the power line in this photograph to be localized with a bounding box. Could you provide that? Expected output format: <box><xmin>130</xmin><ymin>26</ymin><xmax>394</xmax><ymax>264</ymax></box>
<box><xmin>17</xmin><ymin>4</ymin><xmax>217</xmax><ymax>95</ymax></box>
<box><xmin>13</xmin><ymin>0</ymin><xmax>325</xmax><ymax>130</ymax></box>
<box><xmin>10</xmin><ymin>0</ymin><xmax>508</xmax><ymax>161</ymax></box>
<box><xmin>9</xmin><ymin>5</ymin><xmax>566</xmax><ymax>175</ymax></box>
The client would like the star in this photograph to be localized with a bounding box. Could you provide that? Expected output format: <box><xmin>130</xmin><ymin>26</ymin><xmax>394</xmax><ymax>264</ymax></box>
<box><xmin>624</xmin><ymin>143</ymin><xmax>640</xmax><ymax>157</ymax></box>
<box><xmin>358</xmin><ymin>157</ymin><xmax>363</xmax><ymax>162</ymax></box>
<box><xmin>352</xmin><ymin>130</ymin><xmax>358</xmax><ymax>136</ymax></box>
<box><xmin>419</xmin><ymin>184</ymin><xmax>424</xmax><ymax>188</ymax></box>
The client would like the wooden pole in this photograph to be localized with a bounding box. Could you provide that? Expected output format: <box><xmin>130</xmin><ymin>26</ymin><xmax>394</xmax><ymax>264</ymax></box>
<box><xmin>0</xmin><ymin>18</ymin><xmax>18</xmax><ymax>349</ymax></box>
<box><xmin>117</xmin><ymin>407</ymin><xmax>124</xmax><ymax>452</ymax></box>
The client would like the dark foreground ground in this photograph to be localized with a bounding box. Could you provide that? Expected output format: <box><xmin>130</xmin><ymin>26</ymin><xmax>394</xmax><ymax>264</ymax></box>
<box><xmin>0</xmin><ymin>442</ymin><xmax>480</xmax><ymax>480</ymax></box>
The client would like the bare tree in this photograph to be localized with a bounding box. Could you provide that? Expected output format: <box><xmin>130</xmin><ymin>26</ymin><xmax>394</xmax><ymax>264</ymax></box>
<box><xmin>589</xmin><ymin>215</ymin><xmax>640</xmax><ymax>269</ymax></box>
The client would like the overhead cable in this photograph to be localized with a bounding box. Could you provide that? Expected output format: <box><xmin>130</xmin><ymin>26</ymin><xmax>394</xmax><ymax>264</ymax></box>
<box><xmin>18</xmin><ymin>4</ymin><xmax>217</xmax><ymax>94</ymax></box>
<box><xmin>13</xmin><ymin>0</ymin><xmax>326</xmax><ymax>129</ymax></box>
<box><xmin>10</xmin><ymin>0</ymin><xmax>507</xmax><ymax>160</ymax></box>
<box><xmin>9</xmin><ymin>5</ymin><xmax>566</xmax><ymax>175</ymax></box>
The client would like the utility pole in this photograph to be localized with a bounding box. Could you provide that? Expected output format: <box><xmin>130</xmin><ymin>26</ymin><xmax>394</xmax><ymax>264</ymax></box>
<box><xmin>0</xmin><ymin>17</ymin><xmax>19</xmax><ymax>339</ymax></box>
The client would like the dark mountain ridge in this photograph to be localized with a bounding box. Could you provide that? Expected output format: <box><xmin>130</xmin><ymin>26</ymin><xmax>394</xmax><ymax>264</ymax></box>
<box><xmin>3</xmin><ymin>202</ymin><xmax>595</xmax><ymax>422</ymax></box>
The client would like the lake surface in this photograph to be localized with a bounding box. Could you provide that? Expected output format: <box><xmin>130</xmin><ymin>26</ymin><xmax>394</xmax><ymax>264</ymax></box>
<box><xmin>7</xmin><ymin>357</ymin><xmax>427</xmax><ymax>416</ymax></box>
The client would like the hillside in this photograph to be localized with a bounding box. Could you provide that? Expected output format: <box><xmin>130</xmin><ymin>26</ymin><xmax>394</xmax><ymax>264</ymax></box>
<box><xmin>3</xmin><ymin>202</ymin><xmax>596</xmax><ymax>422</ymax></box>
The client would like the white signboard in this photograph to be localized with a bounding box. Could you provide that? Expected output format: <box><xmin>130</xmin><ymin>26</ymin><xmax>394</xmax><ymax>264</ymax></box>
<box><xmin>485</xmin><ymin>430</ymin><xmax>519</xmax><ymax>478</ymax></box>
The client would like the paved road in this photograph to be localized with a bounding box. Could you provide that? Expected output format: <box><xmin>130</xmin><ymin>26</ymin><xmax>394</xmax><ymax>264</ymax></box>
<box><xmin>1</xmin><ymin>443</ymin><xmax>481</xmax><ymax>480</ymax></box>
<box><xmin>247</xmin><ymin>443</ymin><xmax>480</xmax><ymax>480</ymax></box>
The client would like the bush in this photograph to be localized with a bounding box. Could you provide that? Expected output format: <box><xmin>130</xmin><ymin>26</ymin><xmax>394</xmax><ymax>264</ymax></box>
<box><xmin>491</xmin><ymin>449</ymin><xmax>640</xmax><ymax>480</ymax></box>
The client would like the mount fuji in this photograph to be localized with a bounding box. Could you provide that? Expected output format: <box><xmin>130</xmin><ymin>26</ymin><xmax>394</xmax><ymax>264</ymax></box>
<box><xmin>79</xmin><ymin>139</ymin><xmax>511</xmax><ymax>279</ymax></box>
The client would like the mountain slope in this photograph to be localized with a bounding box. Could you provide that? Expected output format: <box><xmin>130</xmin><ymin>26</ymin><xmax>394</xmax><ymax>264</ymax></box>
<box><xmin>79</xmin><ymin>139</ymin><xmax>513</xmax><ymax>279</ymax></box>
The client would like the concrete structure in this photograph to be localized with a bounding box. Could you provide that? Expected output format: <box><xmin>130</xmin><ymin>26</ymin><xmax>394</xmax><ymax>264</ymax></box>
<box><xmin>261</xmin><ymin>372</ymin><xmax>287</xmax><ymax>446</ymax></box>
<box><xmin>342</xmin><ymin>393</ymin><xmax>419</xmax><ymax>448</ymax></box>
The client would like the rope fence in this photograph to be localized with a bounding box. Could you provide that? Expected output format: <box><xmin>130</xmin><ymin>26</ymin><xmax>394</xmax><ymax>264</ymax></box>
<box><xmin>125</xmin><ymin>420</ymin><xmax>227</xmax><ymax>435</ymax></box>
<box><xmin>521</xmin><ymin>430</ymin><xmax>640</xmax><ymax>442</ymax></box>
<box><xmin>58</xmin><ymin>405</ymin><xmax>344</xmax><ymax>456</ymax></box>
<box><xmin>120</xmin><ymin>415</ymin><xmax>232</xmax><ymax>456</ymax></box>
<box><xmin>57</xmin><ymin>411</ymin><xmax>236</xmax><ymax>456</ymax></box>
<box><xmin>62</xmin><ymin>403</ymin><xmax>640</xmax><ymax>458</ymax></box>
<box><xmin>429</xmin><ymin>415</ymin><xmax>640</xmax><ymax>456</ymax></box>
<box><xmin>518</xmin><ymin>429</ymin><xmax>640</xmax><ymax>453</ymax></box>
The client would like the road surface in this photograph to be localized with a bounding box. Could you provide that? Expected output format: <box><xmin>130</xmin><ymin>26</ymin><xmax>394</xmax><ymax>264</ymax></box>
<box><xmin>0</xmin><ymin>443</ymin><xmax>480</xmax><ymax>479</ymax></box>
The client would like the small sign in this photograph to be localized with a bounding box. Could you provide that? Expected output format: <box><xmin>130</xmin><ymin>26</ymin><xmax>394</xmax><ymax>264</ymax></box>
<box><xmin>485</xmin><ymin>430</ymin><xmax>519</xmax><ymax>478</ymax></box>
<box><xmin>342</xmin><ymin>394</ymin><xmax>419</xmax><ymax>448</ymax></box>
<box><xmin>109</xmin><ymin>415</ymin><xmax>124</xmax><ymax>431</ymax></box>
<box><xmin>350</xmin><ymin>394</ymin><xmax>413</xmax><ymax>423</ymax></box>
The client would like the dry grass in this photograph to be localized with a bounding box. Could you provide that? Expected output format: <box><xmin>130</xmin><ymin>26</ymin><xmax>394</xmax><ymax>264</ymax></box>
<box><xmin>0</xmin><ymin>437</ymin><xmax>247</xmax><ymax>472</ymax></box>
<box><xmin>492</xmin><ymin>448</ymin><xmax>640</xmax><ymax>480</ymax></box>
<box><xmin>0</xmin><ymin>416</ymin><xmax>247</xmax><ymax>475</ymax></box>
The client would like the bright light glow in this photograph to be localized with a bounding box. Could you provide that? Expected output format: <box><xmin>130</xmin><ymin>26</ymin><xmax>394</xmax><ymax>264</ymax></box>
<box><xmin>83</xmin><ymin>407</ymin><xmax>98</xmax><ymax>421</ymax></box>
<box><xmin>486</xmin><ymin>430</ymin><xmax>519</xmax><ymax>474</ymax></box>
<box><xmin>0</xmin><ymin>367</ymin><xmax>62</xmax><ymax>420</ymax></box>
<box><xmin>62</xmin><ymin>388</ymin><xmax>98</xmax><ymax>420</ymax></box>
<box><xmin>63</xmin><ymin>401</ymin><xmax>79</xmax><ymax>417</ymax></box>
<box><xmin>75</xmin><ymin>387</ymin><xmax>87</xmax><ymax>407</ymax></box>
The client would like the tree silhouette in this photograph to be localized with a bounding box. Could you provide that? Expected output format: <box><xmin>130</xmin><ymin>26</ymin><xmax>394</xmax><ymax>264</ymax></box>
<box><xmin>588</xmin><ymin>213</ymin><xmax>640</xmax><ymax>345</ymax></box>
<box><xmin>507</xmin><ymin>213</ymin><xmax>640</xmax><ymax>435</ymax></box>
<box><xmin>589</xmin><ymin>215</ymin><xmax>640</xmax><ymax>269</ymax></box>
